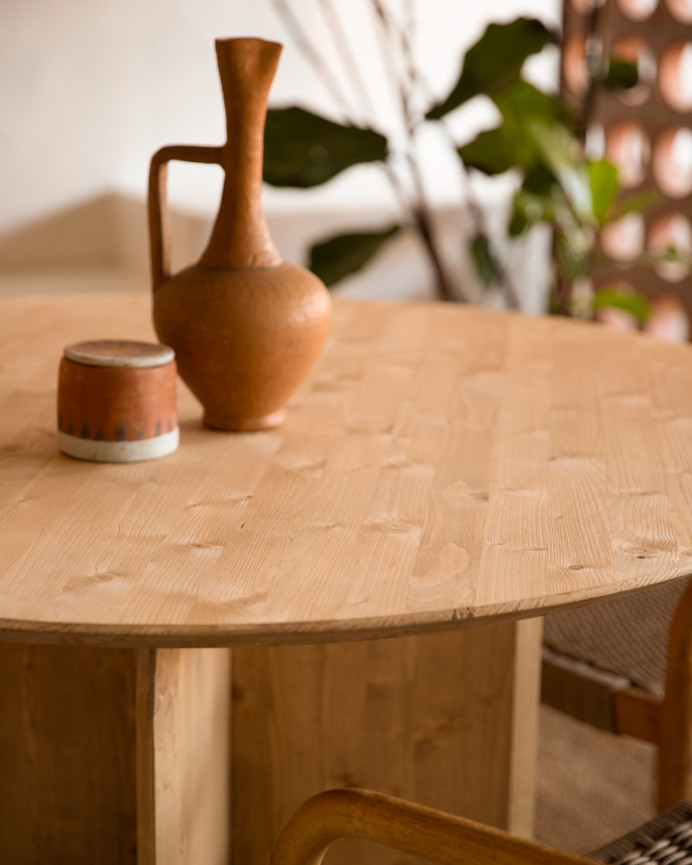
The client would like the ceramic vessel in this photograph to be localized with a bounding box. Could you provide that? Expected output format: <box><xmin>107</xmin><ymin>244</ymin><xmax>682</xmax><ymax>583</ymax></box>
<box><xmin>148</xmin><ymin>38</ymin><xmax>331</xmax><ymax>431</ymax></box>
<box><xmin>57</xmin><ymin>340</ymin><xmax>178</xmax><ymax>462</ymax></box>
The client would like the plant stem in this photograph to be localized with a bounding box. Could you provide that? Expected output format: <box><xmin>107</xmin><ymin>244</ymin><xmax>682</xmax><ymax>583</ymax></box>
<box><xmin>411</xmin><ymin>205</ymin><xmax>456</xmax><ymax>302</ymax></box>
<box><xmin>317</xmin><ymin>1</ymin><xmax>418</xmax><ymax>218</ymax></box>
<box><xmin>371</xmin><ymin>0</ymin><xmax>417</xmax><ymax>135</ymax></box>
<box><xmin>370</xmin><ymin>0</ymin><xmax>464</xmax><ymax>302</ymax></box>
<box><xmin>382</xmin><ymin>162</ymin><xmax>417</xmax><ymax>219</ymax></box>
<box><xmin>273</xmin><ymin>0</ymin><xmax>418</xmax><ymax>225</ymax></box>
<box><xmin>318</xmin><ymin>0</ymin><xmax>423</xmax><ymax>223</ymax></box>
<box><xmin>269</xmin><ymin>0</ymin><xmax>356</xmax><ymax>121</ymax></box>
<box><xmin>321</xmin><ymin>0</ymin><xmax>376</xmax><ymax>124</ymax></box>
<box><xmin>391</xmin><ymin>7</ymin><xmax>521</xmax><ymax>309</ymax></box>
<box><xmin>579</xmin><ymin>0</ymin><xmax>606</xmax><ymax>145</ymax></box>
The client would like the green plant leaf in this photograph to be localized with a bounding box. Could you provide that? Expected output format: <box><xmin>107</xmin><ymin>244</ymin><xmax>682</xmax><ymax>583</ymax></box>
<box><xmin>554</xmin><ymin>219</ymin><xmax>595</xmax><ymax>281</ymax></box>
<box><xmin>513</xmin><ymin>190</ymin><xmax>562</xmax><ymax>226</ymax></box>
<box><xmin>425</xmin><ymin>18</ymin><xmax>558</xmax><ymax>120</ymax></box>
<box><xmin>458</xmin><ymin>127</ymin><xmax>517</xmax><ymax>175</ymax></box>
<box><xmin>521</xmin><ymin>163</ymin><xmax>559</xmax><ymax>195</ymax></box>
<box><xmin>494</xmin><ymin>81</ymin><xmax>574</xmax><ymax>170</ymax></box>
<box><xmin>593</xmin><ymin>287</ymin><xmax>651</xmax><ymax>322</ymax></box>
<box><xmin>587</xmin><ymin>159</ymin><xmax>619</xmax><ymax>223</ymax></box>
<box><xmin>459</xmin><ymin>83</ymin><xmax>571</xmax><ymax>176</ymax></box>
<box><xmin>492</xmin><ymin>80</ymin><xmax>571</xmax><ymax>128</ymax></box>
<box><xmin>527</xmin><ymin>121</ymin><xmax>594</xmax><ymax>223</ymax></box>
<box><xmin>508</xmin><ymin>209</ymin><xmax>530</xmax><ymax>236</ymax></box>
<box><xmin>601</xmin><ymin>57</ymin><xmax>638</xmax><ymax>90</ymax></box>
<box><xmin>263</xmin><ymin>107</ymin><xmax>389</xmax><ymax>188</ymax></box>
<box><xmin>309</xmin><ymin>225</ymin><xmax>401</xmax><ymax>286</ymax></box>
<box><xmin>510</xmin><ymin>167</ymin><xmax>574</xmax><ymax>236</ymax></box>
<box><xmin>469</xmin><ymin>233</ymin><xmax>504</xmax><ymax>287</ymax></box>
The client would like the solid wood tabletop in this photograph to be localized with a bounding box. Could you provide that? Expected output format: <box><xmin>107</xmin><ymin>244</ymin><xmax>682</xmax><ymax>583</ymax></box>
<box><xmin>2</xmin><ymin>291</ymin><xmax>692</xmax><ymax>647</ymax></box>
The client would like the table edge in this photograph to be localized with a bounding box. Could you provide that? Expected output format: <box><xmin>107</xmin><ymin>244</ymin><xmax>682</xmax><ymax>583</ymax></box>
<box><xmin>2</xmin><ymin>572</ymin><xmax>689</xmax><ymax>648</ymax></box>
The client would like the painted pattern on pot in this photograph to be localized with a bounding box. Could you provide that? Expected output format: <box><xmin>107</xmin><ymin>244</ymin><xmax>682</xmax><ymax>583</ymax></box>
<box><xmin>57</xmin><ymin>340</ymin><xmax>178</xmax><ymax>462</ymax></box>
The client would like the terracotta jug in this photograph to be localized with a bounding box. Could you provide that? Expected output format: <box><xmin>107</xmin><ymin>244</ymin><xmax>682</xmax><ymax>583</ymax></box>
<box><xmin>148</xmin><ymin>38</ymin><xmax>331</xmax><ymax>431</ymax></box>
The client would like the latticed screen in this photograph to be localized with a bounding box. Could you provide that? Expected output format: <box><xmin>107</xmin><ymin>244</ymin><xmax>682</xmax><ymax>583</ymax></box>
<box><xmin>561</xmin><ymin>0</ymin><xmax>692</xmax><ymax>338</ymax></box>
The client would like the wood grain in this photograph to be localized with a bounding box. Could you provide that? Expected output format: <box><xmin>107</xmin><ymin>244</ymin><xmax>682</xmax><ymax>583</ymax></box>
<box><xmin>1</xmin><ymin>292</ymin><xmax>691</xmax><ymax>646</ymax></box>
<box><xmin>658</xmin><ymin>578</ymin><xmax>692</xmax><ymax>810</ymax></box>
<box><xmin>0</xmin><ymin>643</ymin><xmax>137</xmax><ymax>865</ymax></box>
<box><xmin>136</xmin><ymin>648</ymin><xmax>231</xmax><ymax>865</ymax></box>
<box><xmin>615</xmin><ymin>687</ymin><xmax>661</xmax><ymax>743</ymax></box>
<box><xmin>269</xmin><ymin>788</ymin><xmax>591</xmax><ymax>865</ymax></box>
<box><xmin>0</xmin><ymin>643</ymin><xmax>231</xmax><ymax>865</ymax></box>
<box><xmin>232</xmin><ymin>619</ymin><xmax>542</xmax><ymax>865</ymax></box>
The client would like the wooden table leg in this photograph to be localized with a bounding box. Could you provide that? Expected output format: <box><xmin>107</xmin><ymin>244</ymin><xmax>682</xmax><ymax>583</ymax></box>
<box><xmin>0</xmin><ymin>643</ymin><xmax>138</xmax><ymax>865</ymax></box>
<box><xmin>0</xmin><ymin>643</ymin><xmax>232</xmax><ymax>865</ymax></box>
<box><xmin>136</xmin><ymin>648</ymin><xmax>232</xmax><ymax>865</ymax></box>
<box><xmin>232</xmin><ymin>618</ymin><xmax>543</xmax><ymax>865</ymax></box>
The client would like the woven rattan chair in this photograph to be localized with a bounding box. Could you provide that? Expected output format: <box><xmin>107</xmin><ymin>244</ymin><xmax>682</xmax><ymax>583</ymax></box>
<box><xmin>542</xmin><ymin>577</ymin><xmax>692</xmax><ymax>811</ymax></box>
<box><xmin>270</xmin><ymin>788</ymin><xmax>692</xmax><ymax>865</ymax></box>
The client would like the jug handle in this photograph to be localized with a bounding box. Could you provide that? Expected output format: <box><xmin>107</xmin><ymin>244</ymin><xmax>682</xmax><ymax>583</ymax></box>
<box><xmin>148</xmin><ymin>144</ymin><xmax>224</xmax><ymax>293</ymax></box>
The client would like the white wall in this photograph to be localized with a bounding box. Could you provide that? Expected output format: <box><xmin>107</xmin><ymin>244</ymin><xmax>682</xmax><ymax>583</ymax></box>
<box><xmin>0</xmin><ymin>0</ymin><xmax>561</xmax><ymax>309</ymax></box>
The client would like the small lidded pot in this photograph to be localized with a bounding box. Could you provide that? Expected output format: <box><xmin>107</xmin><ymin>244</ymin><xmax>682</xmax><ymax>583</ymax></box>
<box><xmin>57</xmin><ymin>340</ymin><xmax>178</xmax><ymax>462</ymax></box>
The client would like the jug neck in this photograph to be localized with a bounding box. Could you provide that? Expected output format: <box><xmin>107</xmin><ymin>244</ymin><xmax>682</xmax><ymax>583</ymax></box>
<box><xmin>200</xmin><ymin>38</ymin><xmax>283</xmax><ymax>270</ymax></box>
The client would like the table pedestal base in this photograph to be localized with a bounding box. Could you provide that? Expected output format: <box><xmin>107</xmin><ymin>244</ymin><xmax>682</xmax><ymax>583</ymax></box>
<box><xmin>0</xmin><ymin>619</ymin><xmax>541</xmax><ymax>865</ymax></box>
<box><xmin>233</xmin><ymin>619</ymin><xmax>542</xmax><ymax>865</ymax></box>
<box><xmin>0</xmin><ymin>644</ymin><xmax>139</xmax><ymax>864</ymax></box>
<box><xmin>136</xmin><ymin>648</ymin><xmax>231</xmax><ymax>865</ymax></box>
<box><xmin>0</xmin><ymin>644</ymin><xmax>231</xmax><ymax>865</ymax></box>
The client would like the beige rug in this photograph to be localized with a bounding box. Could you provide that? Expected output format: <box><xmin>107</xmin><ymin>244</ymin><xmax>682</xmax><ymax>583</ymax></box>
<box><xmin>535</xmin><ymin>705</ymin><xmax>657</xmax><ymax>855</ymax></box>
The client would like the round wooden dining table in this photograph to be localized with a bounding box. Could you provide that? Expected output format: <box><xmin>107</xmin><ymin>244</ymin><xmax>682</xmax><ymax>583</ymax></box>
<box><xmin>1</xmin><ymin>290</ymin><xmax>692</xmax><ymax>865</ymax></box>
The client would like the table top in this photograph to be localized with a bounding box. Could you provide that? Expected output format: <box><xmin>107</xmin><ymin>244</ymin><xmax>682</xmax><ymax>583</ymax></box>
<box><xmin>2</xmin><ymin>290</ymin><xmax>692</xmax><ymax>647</ymax></box>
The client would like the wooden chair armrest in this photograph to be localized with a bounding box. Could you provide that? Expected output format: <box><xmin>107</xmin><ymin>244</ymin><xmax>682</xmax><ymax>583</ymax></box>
<box><xmin>659</xmin><ymin>578</ymin><xmax>692</xmax><ymax>809</ymax></box>
<box><xmin>269</xmin><ymin>788</ymin><xmax>592</xmax><ymax>865</ymax></box>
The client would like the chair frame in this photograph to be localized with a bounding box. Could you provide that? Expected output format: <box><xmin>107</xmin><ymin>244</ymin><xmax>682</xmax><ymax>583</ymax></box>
<box><xmin>270</xmin><ymin>788</ymin><xmax>591</xmax><ymax>865</ymax></box>
<box><xmin>658</xmin><ymin>580</ymin><xmax>692</xmax><ymax>809</ymax></box>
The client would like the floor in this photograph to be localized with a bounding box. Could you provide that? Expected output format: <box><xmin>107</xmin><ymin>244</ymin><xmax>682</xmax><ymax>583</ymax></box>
<box><xmin>535</xmin><ymin>705</ymin><xmax>657</xmax><ymax>855</ymax></box>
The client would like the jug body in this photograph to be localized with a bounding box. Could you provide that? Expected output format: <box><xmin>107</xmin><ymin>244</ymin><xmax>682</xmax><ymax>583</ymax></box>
<box><xmin>153</xmin><ymin>261</ymin><xmax>331</xmax><ymax>431</ymax></box>
<box><xmin>148</xmin><ymin>37</ymin><xmax>331</xmax><ymax>431</ymax></box>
